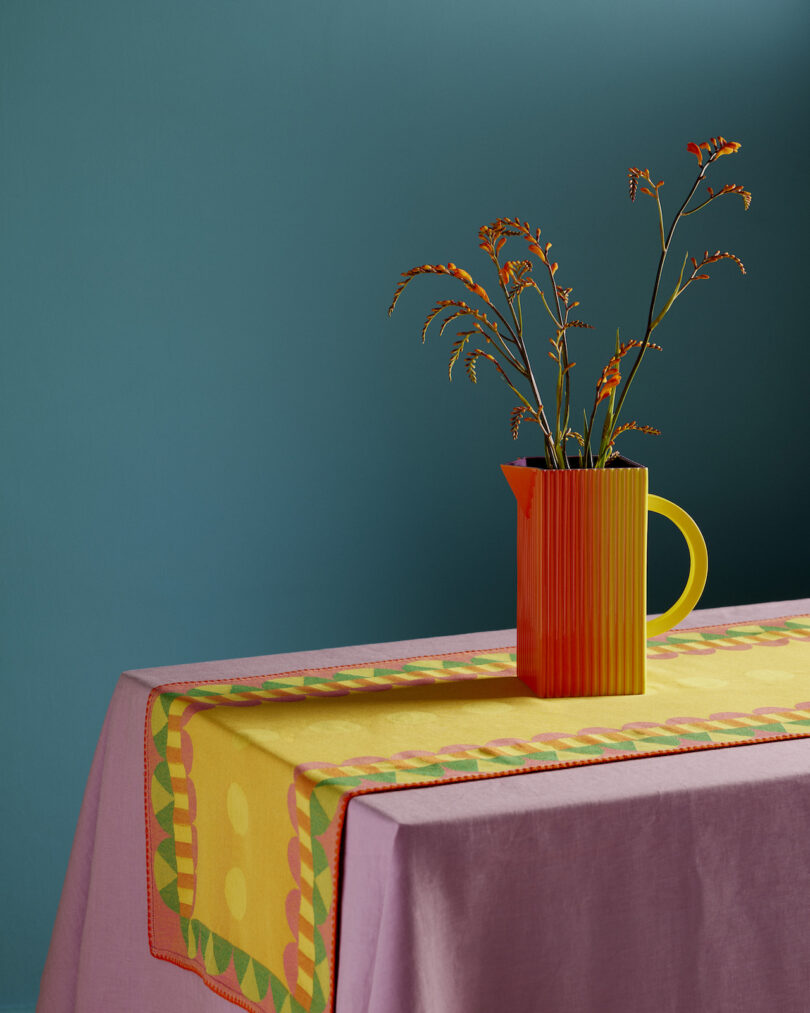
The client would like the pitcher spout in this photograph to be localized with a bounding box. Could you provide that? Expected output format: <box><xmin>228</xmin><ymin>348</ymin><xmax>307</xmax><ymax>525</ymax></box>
<box><xmin>501</xmin><ymin>458</ymin><xmax>536</xmax><ymax>517</ymax></box>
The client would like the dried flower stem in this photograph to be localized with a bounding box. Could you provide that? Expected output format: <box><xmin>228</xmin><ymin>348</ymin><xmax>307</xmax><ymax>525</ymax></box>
<box><xmin>599</xmin><ymin>140</ymin><xmax>747</xmax><ymax>463</ymax></box>
<box><xmin>389</xmin><ymin>137</ymin><xmax>748</xmax><ymax>469</ymax></box>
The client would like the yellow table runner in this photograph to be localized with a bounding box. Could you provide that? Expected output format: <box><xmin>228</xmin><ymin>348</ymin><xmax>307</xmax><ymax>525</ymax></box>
<box><xmin>145</xmin><ymin>614</ymin><xmax>810</xmax><ymax>1013</ymax></box>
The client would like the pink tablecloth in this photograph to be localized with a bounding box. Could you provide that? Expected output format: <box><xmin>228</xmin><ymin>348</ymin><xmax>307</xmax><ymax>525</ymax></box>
<box><xmin>38</xmin><ymin>601</ymin><xmax>810</xmax><ymax>1012</ymax></box>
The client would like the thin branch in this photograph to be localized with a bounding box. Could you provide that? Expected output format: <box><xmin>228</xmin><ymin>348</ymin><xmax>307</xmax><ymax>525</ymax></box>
<box><xmin>607</xmin><ymin>151</ymin><xmax>719</xmax><ymax>439</ymax></box>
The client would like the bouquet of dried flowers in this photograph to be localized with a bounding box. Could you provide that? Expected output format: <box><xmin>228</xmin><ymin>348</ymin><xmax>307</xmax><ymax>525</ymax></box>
<box><xmin>388</xmin><ymin>136</ymin><xmax>750</xmax><ymax>469</ymax></box>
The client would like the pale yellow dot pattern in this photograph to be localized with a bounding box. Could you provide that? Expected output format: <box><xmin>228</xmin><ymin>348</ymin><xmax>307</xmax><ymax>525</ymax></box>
<box><xmin>242</xmin><ymin>727</ymin><xmax>283</xmax><ymax>747</ymax></box>
<box><xmin>745</xmin><ymin>668</ymin><xmax>795</xmax><ymax>683</ymax></box>
<box><xmin>675</xmin><ymin>676</ymin><xmax>728</xmax><ymax>690</ymax></box>
<box><xmin>385</xmin><ymin>709</ymin><xmax>439</xmax><ymax>726</ymax></box>
<box><xmin>304</xmin><ymin>719</ymin><xmax>363</xmax><ymax>735</ymax></box>
<box><xmin>224</xmin><ymin>867</ymin><xmax>247</xmax><ymax>921</ymax></box>
<box><xmin>226</xmin><ymin>782</ymin><xmax>249</xmax><ymax>836</ymax></box>
<box><xmin>461</xmin><ymin>700</ymin><xmax>514</xmax><ymax>716</ymax></box>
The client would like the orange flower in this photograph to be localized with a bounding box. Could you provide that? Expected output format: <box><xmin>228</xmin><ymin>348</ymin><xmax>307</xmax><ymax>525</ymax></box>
<box><xmin>718</xmin><ymin>183</ymin><xmax>752</xmax><ymax>210</ymax></box>
<box><xmin>687</xmin><ymin>136</ymin><xmax>741</xmax><ymax>165</ymax></box>
<box><xmin>597</xmin><ymin>377</ymin><xmax>620</xmax><ymax>403</ymax></box>
<box><xmin>448</xmin><ymin>263</ymin><xmax>473</xmax><ymax>286</ymax></box>
<box><xmin>596</xmin><ymin>360</ymin><xmax>621</xmax><ymax>403</ymax></box>
<box><xmin>717</xmin><ymin>140</ymin><xmax>741</xmax><ymax>156</ymax></box>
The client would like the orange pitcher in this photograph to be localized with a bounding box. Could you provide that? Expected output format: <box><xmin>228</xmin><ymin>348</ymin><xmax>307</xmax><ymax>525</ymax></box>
<box><xmin>502</xmin><ymin>455</ymin><xmax>708</xmax><ymax>697</ymax></box>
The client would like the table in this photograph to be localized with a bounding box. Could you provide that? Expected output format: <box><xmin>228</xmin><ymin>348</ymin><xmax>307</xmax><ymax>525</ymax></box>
<box><xmin>38</xmin><ymin>600</ymin><xmax>810</xmax><ymax>1013</ymax></box>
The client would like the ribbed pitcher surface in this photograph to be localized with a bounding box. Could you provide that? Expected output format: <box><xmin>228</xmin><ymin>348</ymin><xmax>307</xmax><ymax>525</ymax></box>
<box><xmin>502</xmin><ymin>456</ymin><xmax>648</xmax><ymax>697</ymax></box>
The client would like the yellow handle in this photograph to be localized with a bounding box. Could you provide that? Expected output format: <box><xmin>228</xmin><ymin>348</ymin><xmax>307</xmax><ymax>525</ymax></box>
<box><xmin>646</xmin><ymin>495</ymin><xmax>708</xmax><ymax>638</ymax></box>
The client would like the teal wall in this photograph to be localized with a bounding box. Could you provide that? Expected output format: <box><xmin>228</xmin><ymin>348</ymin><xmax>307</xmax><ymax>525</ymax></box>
<box><xmin>1</xmin><ymin>0</ymin><xmax>808</xmax><ymax>1005</ymax></box>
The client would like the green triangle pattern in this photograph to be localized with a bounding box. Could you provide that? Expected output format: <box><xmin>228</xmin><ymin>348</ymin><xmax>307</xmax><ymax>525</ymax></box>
<box><xmin>153</xmin><ymin>760</ymin><xmax>172</xmax><ymax>792</ymax></box>
<box><xmin>567</xmin><ymin>743</ymin><xmax>612</xmax><ymax>755</ymax></box>
<box><xmin>721</xmin><ymin>723</ymin><xmax>786</xmax><ymax>738</ymax></box>
<box><xmin>312</xmin><ymin>886</ymin><xmax>327</xmax><ymax>927</ymax></box>
<box><xmin>210</xmin><ymin>932</ymin><xmax>232</xmax><ymax>975</ymax></box>
<box><xmin>443</xmin><ymin>758</ymin><xmax>480</xmax><ymax>772</ymax></box>
<box><xmin>152</xmin><ymin>724</ymin><xmax>169</xmax><ymax>759</ymax></box>
<box><xmin>269</xmin><ymin>972</ymin><xmax>290</xmax><ymax>1012</ymax></box>
<box><xmin>180</xmin><ymin>917</ymin><xmax>193</xmax><ymax>956</ymax></box>
<box><xmin>311</xmin><ymin>839</ymin><xmax>328</xmax><ymax>877</ymax></box>
<box><xmin>230</xmin><ymin>947</ymin><xmax>271</xmax><ymax>1002</ymax></box>
<box><xmin>315</xmin><ymin>774</ymin><xmax>363</xmax><ymax>788</ymax></box>
<box><xmin>155</xmin><ymin>803</ymin><xmax>174</xmax><ymax>835</ymax></box>
<box><xmin>242</xmin><ymin>958</ymin><xmax>269</xmax><ymax>1001</ymax></box>
<box><xmin>158</xmin><ymin>693</ymin><xmax>178</xmax><ymax>717</ymax></box>
<box><xmin>158</xmin><ymin>880</ymin><xmax>180</xmax><ymax>914</ymax></box>
<box><xmin>524</xmin><ymin>751</ymin><xmax>560</xmax><ymax>764</ymax></box>
<box><xmin>753</xmin><ymin>722</ymin><xmax>788</xmax><ymax>735</ymax></box>
<box><xmin>364</xmin><ymin>771</ymin><xmax>397</xmax><ymax>784</ymax></box>
<box><xmin>640</xmin><ymin>734</ymin><xmax>683</xmax><ymax>746</ymax></box>
<box><xmin>156</xmin><ymin>836</ymin><xmax>177</xmax><ymax>871</ymax></box>
<box><xmin>308</xmin><ymin>792</ymin><xmax>330</xmax><ymax>838</ymax></box>
<box><xmin>407</xmin><ymin>763</ymin><xmax>447</xmax><ymax>779</ymax></box>
<box><xmin>232</xmin><ymin>946</ymin><xmax>250</xmax><ymax>983</ymax></box>
<box><xmin>309</xmin><ymin>973</ymin><xmax>326</xmax><ymax>1013</ymax></box>
<box><xmin>486</xmin><ymin>753</ymin><xmax>528</xmax><ymax>767</ymax></box>
<box><xmin>314</xmin><ymin>927</ymin><xmax>327</xmax><ymax>965</ymax></box>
